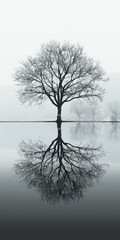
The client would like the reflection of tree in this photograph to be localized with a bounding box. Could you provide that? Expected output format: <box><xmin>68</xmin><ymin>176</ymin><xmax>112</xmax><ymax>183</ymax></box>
<box><xmin>109</xmin><ymin>122</ymin><xmax>120</xmax><ymax>140</ymax></box>
<box><xmin>15</xmin><ymin>123</ymin><xmax>105</xmax><ymax>203</ymax></box>
<box><xmin>71</xmin><ymin>122</ymin><xmax>100</xmax><ymax>140</ymax></box>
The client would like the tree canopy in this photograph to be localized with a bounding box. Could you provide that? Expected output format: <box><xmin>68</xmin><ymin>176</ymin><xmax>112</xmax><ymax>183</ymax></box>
<box><xmin>15</xmin><ymin>41</ymin><xmax>108</xmax><ymax>121</ymax></box>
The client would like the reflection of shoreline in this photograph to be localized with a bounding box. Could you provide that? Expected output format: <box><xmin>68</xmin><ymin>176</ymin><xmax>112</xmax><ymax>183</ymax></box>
<box><xmin>15</xmin><ymin>124</ymin><xmax>106</xmax><ymax>203</ymax></box>
<box><xmin>71</xmin><ymin>122</ymin><xmax>120</xmax><ymax>141</ymax></box>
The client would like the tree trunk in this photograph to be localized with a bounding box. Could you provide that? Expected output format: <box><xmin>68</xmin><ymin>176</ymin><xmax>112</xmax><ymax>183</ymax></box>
<box><xmin>57</xmin><ymin>105</ymin><xmax>62</xmax><ymax>122</ymax></box>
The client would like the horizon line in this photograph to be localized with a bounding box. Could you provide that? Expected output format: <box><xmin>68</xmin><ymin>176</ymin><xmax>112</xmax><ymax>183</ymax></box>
<box><xmin>0</xmin><ymin>120</ymin><xmax>120</xmax><ymax>123</ymax></box>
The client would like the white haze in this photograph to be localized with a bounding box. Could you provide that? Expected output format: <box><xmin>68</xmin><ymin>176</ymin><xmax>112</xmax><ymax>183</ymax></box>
<box><xmin>0</xmin><ymin>73</ymin><xmax>119</xmax><ymax>120</ymax></box>
<box><xmin>0</xmin><ymin>0</ymin><xmax>120</xmax><ymax>119</ymax></box>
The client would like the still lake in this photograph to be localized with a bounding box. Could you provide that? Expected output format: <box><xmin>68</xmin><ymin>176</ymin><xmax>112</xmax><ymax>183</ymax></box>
<box><xmin>0</xmin><ymin>122</ymin><xmax>120</xmax><ymax>239</ymax></box>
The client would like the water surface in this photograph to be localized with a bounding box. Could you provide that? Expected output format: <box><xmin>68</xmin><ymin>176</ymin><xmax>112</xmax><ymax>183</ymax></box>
<box><xmin>0</xmin><ymin>122</ymin><xmax>120</xmax><ymax>239</ymax></box>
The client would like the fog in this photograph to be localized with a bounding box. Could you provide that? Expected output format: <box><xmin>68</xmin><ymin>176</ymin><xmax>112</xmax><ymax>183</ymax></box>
<box><xmin>1</xmin><ymin>0</ymin><xmax>120</xmax><ymax>88</ymax></box>
<box><xmin>1</xmin><ymin>1</ymin><xmax>120</xmax><ymax>239</ymax></box>
<box><xmin>0</xmin><ymin>0</ymin><xmax>120</xmax><ymax>120</ymax></box>
<box><xmin>0</xmin><ymin>85</ymin><xmax>71</xmax><ymax>121</ymax></box>
<box><xmin>0</xmin><ymin>73</ymin><xmax>119</xmax><ymax>121</ymax></box>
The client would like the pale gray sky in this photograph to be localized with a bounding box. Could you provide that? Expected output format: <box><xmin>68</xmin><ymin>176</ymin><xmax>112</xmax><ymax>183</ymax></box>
<box><xmin>0</xmin><ymin>0</ymin><xmax>120</xmax><ymax>86</ymax></box>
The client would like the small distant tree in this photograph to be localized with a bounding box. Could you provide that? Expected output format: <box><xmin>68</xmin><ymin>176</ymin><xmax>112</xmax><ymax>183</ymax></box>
<box><xmin>89</xmin><ymin>101</ymin><xmax>101</xmax><ymax>121</ymax></box>
<box><xmin>70</xmin><ymin>101</ymin><xmax>89</xmax><ymax>120</ymax></box>
<box><xmin>14</xmin><ymin>41</ymin><xmax>107</xmax><ymax>122</ymax></box>
<box><xmin>71</xmin><ymin>100</ymin><xmax>101</xmax><ymax>121</ymax></box>
<box><xmin>108</xmin><ymin>102</ymin><xmax>120</xmax><ymax>121</ymax></box>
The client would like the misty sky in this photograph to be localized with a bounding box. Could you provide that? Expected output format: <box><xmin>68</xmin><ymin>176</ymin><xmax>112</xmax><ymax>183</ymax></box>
<box><xmin>0</xmin><ymin>0</ymin><xmax>120</xmax><ymax>86</ymax></box>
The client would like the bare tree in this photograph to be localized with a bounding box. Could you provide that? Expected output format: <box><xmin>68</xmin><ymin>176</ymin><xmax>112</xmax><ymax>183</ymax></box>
<box><xmin>108</xmin><ymin>102</ymin><xmax>120</xmax><ymax>121</ymax></box>
<box><xmin>88</xmin><ymin>101</ymin><xmax>101</xmax><ymax>121</ymax></box>
<box><xmin>70</xmin><ymin>99</ymin><xmax>101</xmax><ymax>122</ymax></box>
<box><xmin>70</xmin><ymin>101</ymin><xmax>89</xmax><ymax>121</ymax></box>
<box><xmin>14</xmin><ymin>41</ymin><xmax>107</xmax><ymax>122</ymax></box>
<box><xmin>15</xmin><ymin>124</ymin><xmax>105</xmax><ymax>203</ymax></box>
